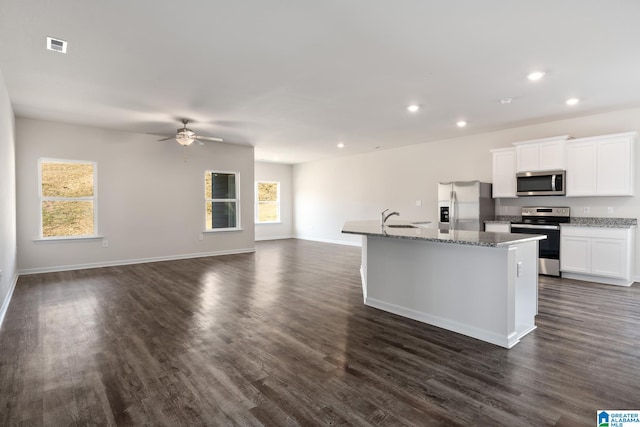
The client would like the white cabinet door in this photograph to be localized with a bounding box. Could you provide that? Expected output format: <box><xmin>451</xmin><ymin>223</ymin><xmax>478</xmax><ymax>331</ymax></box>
<box><xmin>491</xmin><ymin>148</ymin><xmax>516</xmax><ymax>198</ymax></box>
<box><xmin>597</xmin><ymin>136</ymin><xmax>634</xmax><ymax>196</ymax></box>
<box><xmin>538</xmin><ymin>140</ymin><xmax>565</xmax><ymax>171</ymax></box>
<box><xmin>591</xmin><ymin>238</ymin><xmax>627</xmax><ymax>278</ymax></box>
<box><xmin>565</xmin><ymin>141</ymin><xmax>597</xmax><ymax>196</ymax></box>
<box><xmin>516</xmin><ymin>144</ymin><xmax>540</xmax><ymax>172</ymax></box>
<box><xmin>560</xmin><ymin>236</ymin><xmax>591</xmax><ymax>273</ymax></box>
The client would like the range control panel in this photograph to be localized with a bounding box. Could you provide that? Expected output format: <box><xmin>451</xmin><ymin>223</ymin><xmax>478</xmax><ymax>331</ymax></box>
<box><xmin>521</xmin><ymin>206</ymin><xmax>570</xmax><ymax>217</ymax></box>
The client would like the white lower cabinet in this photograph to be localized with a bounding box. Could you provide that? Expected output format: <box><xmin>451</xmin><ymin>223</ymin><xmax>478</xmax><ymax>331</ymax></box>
<box><xmin>591</xmin><ymin>238</ymin><xmax>627</xmax><ymax>278</ymax></box>
<box><xmin>560</xmin><ymin>226</ymin><xmax>635</xmax><ymax>286</ymax></box>
<box><xmin>561</xmin><ymin>236</ymin><xmax>591</xmax><ymax>273</ymax></box>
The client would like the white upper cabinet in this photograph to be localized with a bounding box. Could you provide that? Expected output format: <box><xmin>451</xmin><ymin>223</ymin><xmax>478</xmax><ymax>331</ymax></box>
<box><xmin>490</xmin><ymin>147</ymin><xmax>517</xmax><ymax>198</ymax></box>
<box><xmin>598</xmin><ymin>135</ymin><xmax>635</xmax><ymax>195</ymax></box>
<box><xmin>516</xmin><ymin>144</ymin><xmax>540</xmax><ymax>172</ymax></box>
<box><xmin>514</xmin><ymin>136</ymin><xmax>569</xmax><ymax>172</ymax></box>
<box><xmin>565</xmin><ymin>132</ymin><xmax>637</xmax><ymax>197</ymax></box>
<box><xmin>565</xmin><ymin>140</ymin><xmax>597</xmax><ymax>196</ymax></box>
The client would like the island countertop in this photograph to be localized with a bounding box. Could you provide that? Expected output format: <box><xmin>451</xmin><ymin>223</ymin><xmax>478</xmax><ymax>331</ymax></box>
<box><xmin>342</xmin><ymin>220</ymin><xmax>546</xmax><ymax>247</ymax></box>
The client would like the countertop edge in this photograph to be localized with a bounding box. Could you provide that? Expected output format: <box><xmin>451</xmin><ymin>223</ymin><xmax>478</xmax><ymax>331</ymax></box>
<box><xmin>342</xmin><ymin>222</ymin><xmax>546</xmax><ymax>248</ymax></box>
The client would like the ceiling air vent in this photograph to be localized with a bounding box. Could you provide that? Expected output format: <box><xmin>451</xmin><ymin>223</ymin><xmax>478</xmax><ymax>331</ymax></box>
<box><xmin>46</xmin><ymin>36</ymin><xmax>67</xmax><ymax>53</ymax></box>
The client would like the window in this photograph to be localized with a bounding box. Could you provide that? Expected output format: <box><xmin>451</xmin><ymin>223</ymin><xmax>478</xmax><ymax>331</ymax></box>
<box><xmin>39</xmin><ymin>159</ymin><xmax>97</xmax><ymax>238</ymax></box>
<box><xmin>205</xmin><ymin>171</ymin><xmax>240</xmax><ymax>230</ymax></box>
<box><xmin>256</xmin><ymin>181</ymin><xmax>280</xmax><ymax>223</ymax></box>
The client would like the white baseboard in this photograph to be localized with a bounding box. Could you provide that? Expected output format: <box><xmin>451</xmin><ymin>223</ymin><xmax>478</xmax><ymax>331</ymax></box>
<box><xmin>255</xmin><ymin>235</ymin><xmax>294</xmax><ymax>241</ymax></box>
<box><xmin>18</xmin><ymin>247</ymin><xmax>256</xmax><ymax>276</ymax></box>
<box><xmin>365</xmin><ymin>297</ymin><xmax>519</xmax><ymax>349</ymax></box>
<box><xmin>0</xmin><ymin>273</ymin><xmax>18</xmax><ymax>332</ymax></box>
<box><xmin>563</xmin><ymin>272</ymin><xmax>634</xmax><ymax>287</ymax></box>
<box><xmin>295</xmin><ymin>235</ymin><xmax>362</xmax><ymax>247</ymax></box>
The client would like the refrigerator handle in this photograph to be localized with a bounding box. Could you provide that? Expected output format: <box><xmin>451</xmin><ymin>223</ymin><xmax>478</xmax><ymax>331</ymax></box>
<box><xmin>450</xmin><ymin>191</ymin><xmax>456</xmax><ymax>228</ymax></box>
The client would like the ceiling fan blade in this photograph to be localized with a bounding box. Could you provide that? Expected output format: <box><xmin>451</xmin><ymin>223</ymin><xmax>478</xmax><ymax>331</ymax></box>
<box><xmin>194</xmin><ymin>139</ymin><xmax>205</xmax><ymax>146</ymax></box>
<box><xmin>195</xmin><ymin>135</ymin><xmax>224</xmax><ymax>142</ymax></box>
<box><xmin>157</xmin><ymin>136</ymin><xmax>175</xmax><ymax>141</ymax></box>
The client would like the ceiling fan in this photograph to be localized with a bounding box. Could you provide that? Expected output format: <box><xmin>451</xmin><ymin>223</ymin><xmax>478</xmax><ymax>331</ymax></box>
<box><xmin>158</xmin><ymin>119</ymin><xmax>223</xmax><ymax>146</ymax></box>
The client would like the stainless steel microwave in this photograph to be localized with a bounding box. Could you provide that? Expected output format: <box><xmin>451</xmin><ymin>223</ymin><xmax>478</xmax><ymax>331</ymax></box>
<box><xmin>516</xmin><ymin>170</ymin><xmax>565</xmax><ymax>196</ymax></box>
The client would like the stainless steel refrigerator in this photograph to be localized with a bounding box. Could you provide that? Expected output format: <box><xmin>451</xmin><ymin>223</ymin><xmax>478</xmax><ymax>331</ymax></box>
<box><xmin>438</xmin><ymin>181</ymin><xmax>494</xmax><ymax>231</ymax></box>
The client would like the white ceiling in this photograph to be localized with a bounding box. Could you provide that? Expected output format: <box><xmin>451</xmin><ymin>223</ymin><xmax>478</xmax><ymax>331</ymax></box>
<box><xmin>1</xmin><ymin>1</ymin><xmax>639</xmax><ymax>164</ymax></box>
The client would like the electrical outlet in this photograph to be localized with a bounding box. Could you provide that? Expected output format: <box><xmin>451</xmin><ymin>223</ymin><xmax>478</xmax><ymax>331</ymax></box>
<box><xmin>583</xmin><ymin>207</ymin><xmax>590</xmax><ymax>214</ymax></box>
<box><xmin>608</xmin><ymin>207</ymin><xmax>615</xmax><ymax>214</ymax></box>
<box><xmin>199</xmin><ymin>234</ymin><xmax>204</xmax><ymax>241</ymax></box>
<box><xmin>415</xmin><ymin>200</ymin><xmax>422</xmax><ymax>207</ymax></box>
<box><xmin>102</xmin><ymin>240</ymin><xmax>109</xmax><ymax>248</ymax></box>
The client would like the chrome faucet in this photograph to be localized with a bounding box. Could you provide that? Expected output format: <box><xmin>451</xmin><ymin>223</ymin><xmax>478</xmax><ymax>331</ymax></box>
<box><xmin>381</xmin><ymin>209</ymin><xmax>400</xmax><ymax>226</ymax></box>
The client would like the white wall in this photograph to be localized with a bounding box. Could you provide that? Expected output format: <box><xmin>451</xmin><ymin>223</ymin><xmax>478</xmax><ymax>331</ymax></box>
<box><xmin>293</xmin><ymin>108</ymin><xmax>640</xmax><ymax>275</ymax></box>
<box><xmin>255</xmin><ymin>161</ymin><xmax>294</xmax><ymax>240</ymax></box>
<box><xmin>16</xmin><ymin>118</ymin><xmax>255</xmax><ymax>273</ymax></box>
<box><xmin>0</xmin><ymin>69</ymin><xmax>17</xmax><ymax>327</ymax></box>
<box><xmin>293</xmin><ymin>130</ymin><xmax>497</xmax><ymax>245</ymax></box>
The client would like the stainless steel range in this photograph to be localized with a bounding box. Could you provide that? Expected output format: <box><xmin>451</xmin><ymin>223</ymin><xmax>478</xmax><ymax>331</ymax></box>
<box><xmin>510</xmin><ymin>206</ymin><xmax>570</xmax><ymax>277</ymax></box>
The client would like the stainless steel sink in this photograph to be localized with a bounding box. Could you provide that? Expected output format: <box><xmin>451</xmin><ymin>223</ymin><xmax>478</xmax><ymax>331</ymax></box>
<box><xmin>386</xmin><ymin>224</ymin><xmax>417</xmax><ymax>229</ymax></box>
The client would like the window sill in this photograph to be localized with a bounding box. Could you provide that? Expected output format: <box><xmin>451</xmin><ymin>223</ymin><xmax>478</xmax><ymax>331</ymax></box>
<box><xmin>203</xmin><ymin>228</ymin><xmax>243</xmax><ymax>234</ymax></box>
<box><xmin>256</xmin><ymin>221</ymin><xmax>282</xmax><ymax>225</ymax></box>
<box><xmin>34</xmin><ymin>235</ymin><xmax>104</xmax><ymax>243</ymax></box>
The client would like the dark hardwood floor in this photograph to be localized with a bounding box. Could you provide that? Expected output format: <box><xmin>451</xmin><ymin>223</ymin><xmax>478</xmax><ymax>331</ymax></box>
<box><xmin>1</xmin><ymin>239</ymin><xmax>639</xmax><ymax>426</ymax></box>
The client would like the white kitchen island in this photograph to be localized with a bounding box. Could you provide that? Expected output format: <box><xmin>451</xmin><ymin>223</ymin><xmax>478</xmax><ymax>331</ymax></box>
<box><xmin>342</xmin><ymin>221</ymin><xmax>546</xmax><ymax>349</ymax></box>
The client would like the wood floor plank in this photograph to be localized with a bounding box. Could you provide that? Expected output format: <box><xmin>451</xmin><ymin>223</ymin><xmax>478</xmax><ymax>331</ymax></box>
<box><xmin>1</xmin><ymin>239</ymin><xmax>640</xmax><ymax>425</ymax></box>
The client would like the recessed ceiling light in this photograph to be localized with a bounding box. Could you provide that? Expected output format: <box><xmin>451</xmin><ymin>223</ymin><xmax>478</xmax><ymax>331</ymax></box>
<box><xmin>500</xmin><ymin>98</ymin><xmax>513</xmax><ymax>104</ymax></box>
<box><xmin>46</xmin><ymin>36</ymin><xmax>68</xmax><ymax>53</ymax></box>
<box><xmin>407</xmin><ymin>104</ymin><xmax>420</xmax><ymax>113</ymax></box>
<box><xmin>566</xmin><ymin>98</ymin><xmax>580</xmax><ymax>106</ymax></box>
<box><xmin>456</xmin><ymin>121</ymin><xmax>467</xmax><ymax>128</ymax></box>
<box><xmin>337</xmin><ymin>142</ymin><xmax>345</xmax><ymax>148</ymax></box>
<box><xmin>527</xmin><ymin>71</ymin><xmax>545</xmax><ymax>81</ymax></box>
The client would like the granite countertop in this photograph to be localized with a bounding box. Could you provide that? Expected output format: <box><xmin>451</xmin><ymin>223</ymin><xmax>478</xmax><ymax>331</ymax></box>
<box><xmin>563</xmin><ymin>217</ymin><xmax>637</xmax><ymax>228</ymax></box>
<box><xmin>342</xmin><ymin>220</ymin><xmax>546</xmax><ymax>248</ymax></box>
<box><xmin>486</xmin><ymin>216</ymin><xmax>636</xmax><ymax>229</ymax></box>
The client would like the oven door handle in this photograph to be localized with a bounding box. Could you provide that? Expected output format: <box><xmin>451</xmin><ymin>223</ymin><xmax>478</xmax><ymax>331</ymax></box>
<box><xmin>512</xmin><ymin>224</ymin><xmax>560</xmax><ymax>230</ymax></box>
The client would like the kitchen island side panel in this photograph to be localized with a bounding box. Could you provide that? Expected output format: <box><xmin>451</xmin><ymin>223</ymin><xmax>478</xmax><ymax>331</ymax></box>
<box><xmin>363</xmin><ymin>236</ymin><xmax>536</xmax><ymax>348</ymax></box>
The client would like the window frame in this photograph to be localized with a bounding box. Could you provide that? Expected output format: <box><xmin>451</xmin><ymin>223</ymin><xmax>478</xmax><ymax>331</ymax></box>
<box><xmin>204</xmin><ymin>170</ymin><xmax>241</xmax><ymax>232</ymax></box>
<box><xmin>37</xmin><ymin>158</ymin><xmax>99</xmax><ymax>240</ymax></box>
<box><xmin>255</xmin><ymin>180</ymin><xmax>281</xmax><ymax>224</ymax></box>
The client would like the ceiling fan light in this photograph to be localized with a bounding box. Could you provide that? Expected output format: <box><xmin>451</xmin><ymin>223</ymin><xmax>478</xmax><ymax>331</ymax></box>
<box><xmin>176</xmin><ymin>129</ymin><xmax>196</xmax><ymax>146</ymax></box>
